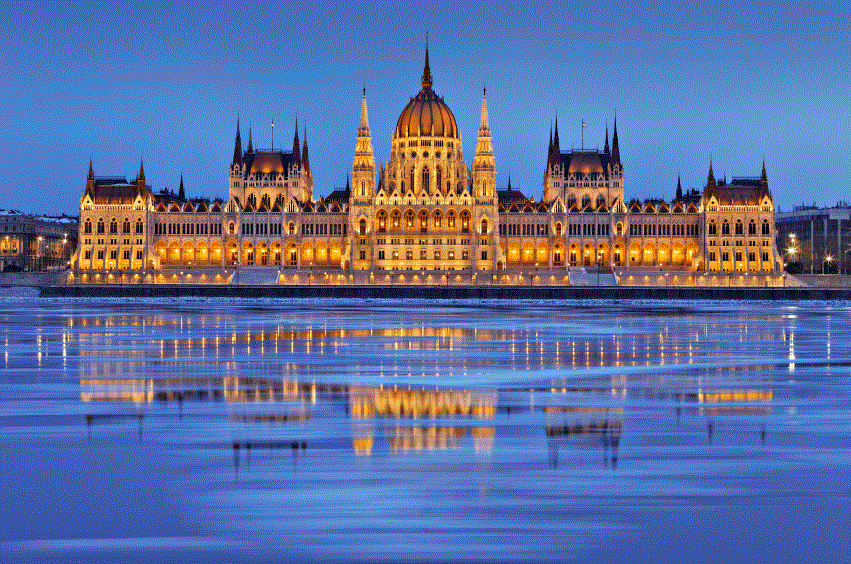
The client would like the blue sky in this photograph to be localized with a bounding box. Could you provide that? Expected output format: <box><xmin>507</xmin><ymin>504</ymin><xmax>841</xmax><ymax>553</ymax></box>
<box><xmin>1</xmin><ymin>0</ymin><xmax>849</xmax><ymax>215</ymax></box>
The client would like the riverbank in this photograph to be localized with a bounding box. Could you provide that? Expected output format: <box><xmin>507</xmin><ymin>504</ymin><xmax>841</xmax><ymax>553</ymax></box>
<box><xmin>40</xmin><ymin>283</ymin><xmax>851</xmax><ymax>300</ymax></box>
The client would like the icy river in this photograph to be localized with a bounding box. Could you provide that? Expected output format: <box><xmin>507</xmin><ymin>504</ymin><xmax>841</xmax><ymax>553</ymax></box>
<box><xmin>1</xmin><ymin>290</ymin><xmax>849</xmax><ymax>563</ymax></box>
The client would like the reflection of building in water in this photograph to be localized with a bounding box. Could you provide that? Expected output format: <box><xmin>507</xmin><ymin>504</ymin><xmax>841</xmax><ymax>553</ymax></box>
<box><xmin>544</xmin><ymin>406</ymin><xmax>623</xmax><ymax>469</ymax></box>
<box><xmin>78</xmin><ymin>376</ymin><xmax>496</xmax><ymax>456</ymax></box>
<box><xmin>696</xmin><ymin>390</ymin><xmax>773</xmax><ymax>416</ymax></box>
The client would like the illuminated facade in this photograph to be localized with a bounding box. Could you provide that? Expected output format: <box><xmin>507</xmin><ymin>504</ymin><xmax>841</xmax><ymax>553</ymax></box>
<box><xmin>73</xmin><ymin>49</ymin><xmax>782</xmax><ymax>283</ymax></box>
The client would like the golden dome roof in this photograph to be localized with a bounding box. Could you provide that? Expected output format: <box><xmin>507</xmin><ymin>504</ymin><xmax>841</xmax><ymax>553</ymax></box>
<box><xmin>394</xmin><ymin>49</ymin><xmax>458</xmax><ymax>139</ymax></box>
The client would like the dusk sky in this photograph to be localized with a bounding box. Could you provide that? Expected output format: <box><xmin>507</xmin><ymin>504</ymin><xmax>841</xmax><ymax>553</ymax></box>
<box><xmin>1</xmin><ymin>0</ymin><xmax>848</xmax><ymax>216</ymax></box>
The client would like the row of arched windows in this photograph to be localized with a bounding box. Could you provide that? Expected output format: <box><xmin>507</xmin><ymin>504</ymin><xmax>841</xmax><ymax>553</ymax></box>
<box><xmin>708</xmin><ymin>219</ymin><xmax>770</xmax><ymax>236</ymax></box>
<box><xmin>84</xmin><ymin>218</ymin><xmax>143</xmax><ymax>234</ymax></box>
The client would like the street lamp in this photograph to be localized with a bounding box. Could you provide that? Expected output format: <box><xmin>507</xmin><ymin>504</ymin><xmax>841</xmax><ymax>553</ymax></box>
<box><xmin>824</xmin><ymin>255</ymin><xmax>833</xmax><ymax>275</ymax></box>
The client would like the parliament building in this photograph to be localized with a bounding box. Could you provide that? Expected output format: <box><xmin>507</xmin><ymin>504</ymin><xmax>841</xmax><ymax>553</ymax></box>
<box><xmin>73</xmin><ymin>50</ymin><xmax>782</xmax><ymax>286</ymax></box>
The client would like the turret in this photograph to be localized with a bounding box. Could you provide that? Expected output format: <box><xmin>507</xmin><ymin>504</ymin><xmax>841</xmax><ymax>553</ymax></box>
<box><xmin>604</xmin><ymin>122</ymin><xmax>610</xmax><ymax>154</ymax></box>
<box><xmin>473</xmin><ymin>88</ymin><xmax>495</xmax><ymax>199</ymax></box>
<box><xmin>352</xmin><ymin>88</ymin><xmax>376</xmax><ymax>199</ymax></box>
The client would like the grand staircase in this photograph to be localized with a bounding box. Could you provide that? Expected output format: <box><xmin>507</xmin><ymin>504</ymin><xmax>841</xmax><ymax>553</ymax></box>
<box><xmin>231</xmin><ymin>266</ymin><xmax>281</xmax><ymax>285</ymax></box>
<box><xmin>568</xmin><ymin>267</ymin><xmax>618</xmax><ymax>286</ymax></box>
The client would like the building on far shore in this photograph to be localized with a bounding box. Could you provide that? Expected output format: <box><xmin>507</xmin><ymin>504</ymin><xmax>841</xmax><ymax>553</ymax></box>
<box><xmin>775</xmin><ymin>203</ymin><xmax>851</xmax><ymax>274</ymax></box>
<box><xmin>70</xmin><ymin>49</ymin><xmax>783</xmax><ymax>286</ymax></box>
<box><xmin>0</xmin><ymin>210</ymin><xmax>77</xmax><ymax>271</ymax></box>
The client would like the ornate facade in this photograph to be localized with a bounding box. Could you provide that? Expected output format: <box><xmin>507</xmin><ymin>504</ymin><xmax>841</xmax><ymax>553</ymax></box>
<box><xmin>73</xmin><ymin>49</ymin><xmax>782</xmax><ymax>284</ymax></box>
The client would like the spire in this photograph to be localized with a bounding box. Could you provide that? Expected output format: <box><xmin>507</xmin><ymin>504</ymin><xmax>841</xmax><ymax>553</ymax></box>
<box><xmin>178</xmin><ymin>174</ymin><xmax>185</xmax><ymax>200</ymax></box>
<box><xmin>138</xmin><ymin>159</ymin><xmax>145</xmax><ymax>183</ymax></box>
<box><xmin>706</xmin><ymin>159</ymin><xmax>716</xmax><ymax>192</ymax></box>
<box><xmin>358</xmin><ymin>87</ymin><xmax>371</xmax><ymax>137</ymax></box>
<box><xmin>302</xmin><ymin>127</ymin><xmax>310</xmax><ymax>174</ymax></box>
<box><xmin>346</xmin><ymin>175</ymin><xmax>350</xmax><ymax>191</ymax></box>
<box><xmin>676</xmin><ymin>175</ymin><xmax>683</xmax><ymax>201</ymax></box>
<box><xmin>553</xmin><ymin>115</ymin><xmax>560</xmax><ymax>149</ymax></box>
<box><xmin>611</xmin><ymin>116</ymin><xmax>620</xmax><ymax>163</ymax></box>
<box><xmin>232</xmin><ymin>118</ymin><xmax>243</xmax><ymax>166</ymax></box>
<box><xmin>479</xmin><ymin>88</ymin><xmax>490</xmax><ymax>133</ymax></box>
<box><xmin>507</xmin><ymin>175</ymin><xmax>512</xmax><ymax>190</ymax></box>
<box><xmin>604</xmin><ymin>121</ymin><xmax>610</xmax><ymax>153</ymax></box>
<box><xmin>87</xmin><ymin>159</ymin><xmax>94</xmax><ymax>180</ymax></box>
<box><xmin>292</xmin><ymin>119</ymin><xmax>301</xmax><ymax>164</ymax></box>
<box><xmin>421</xmin><ymin>40</ymin><xmax>433</xmax><ymax>90</ymax></box>
<box><xmin>761</xmin><ymin>159</ymin><xmax>767</xmax><ymax>182</ymax></box>
<box><xmin>247</xmin><ymin>126</ymin><xmax>253</xmax><ymax>153</ymax></box>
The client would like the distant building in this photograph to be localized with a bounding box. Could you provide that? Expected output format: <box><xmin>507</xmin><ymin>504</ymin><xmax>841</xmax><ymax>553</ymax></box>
<box><xmin>71</xmin><ymin>48</ymin><xmax>782</xmax><ymax>284</ymax></box>
<box><xmin>0</xmin><ymin>210</ymin><xmax>77</xmax><ymax>271</ymax></box>
<box><xmin>775</xmin><ymin>203</ymin><xmax>851</xmax><ymax>274</ymax></box>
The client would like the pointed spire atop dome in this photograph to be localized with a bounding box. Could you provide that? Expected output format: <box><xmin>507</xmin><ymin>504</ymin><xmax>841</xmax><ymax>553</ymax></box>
<box><xmin>359</xmin><ymin>87</ymin><xmax>371</xmax><ymax>137</ymax></box>
<box><xmin>178</xmin><ymin>174</ymin><xmax>185</xmax><ymax>200</ymax></box>
<box><xmin>761</xmin><ymin>159</ymin><xmax>767</xmax><ymax>182</ymax></box>
<box><xmin>676</xmin><ymin>175</ymin><xmax>683</xmax><ymax>200</ymax></box>
<box><xmin>604</xmin><ymin>121</ymin><xmax>610</xmax><ymax>153</ymax></box>
<box><xmin>247</xmin><ymin>125</ymin><xmax>253</xmax><ymax>153</ymax></box>
<box><xmin>138</xmin><ymin>159</ymin><xmax>145</xmax><ymax>182</ymax></box>
<box><xmin>421</xmin><ymin>38</ymin><xmax>433</xmax><ymax>90</ymax></box>
<box><xmin>88</xmin><ymin>159</ymin><xmax>94</xmax><ymax>180</ymax></box>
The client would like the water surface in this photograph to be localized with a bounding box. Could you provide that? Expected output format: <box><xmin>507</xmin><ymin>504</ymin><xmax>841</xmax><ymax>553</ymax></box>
<box><xmin>1</xmin><ymin>292</ymin><xmax>849</xmax><ymax>563</ymax></box>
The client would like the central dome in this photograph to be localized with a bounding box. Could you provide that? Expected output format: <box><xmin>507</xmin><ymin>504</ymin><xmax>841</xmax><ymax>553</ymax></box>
<box><xmin>394</xmin><ymin>49</ymin><xmax>458</xmax><ymax>139</ymax></box>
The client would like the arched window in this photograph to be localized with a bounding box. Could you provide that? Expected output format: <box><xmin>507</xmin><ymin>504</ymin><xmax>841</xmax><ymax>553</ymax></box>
<box><xmin>735</xmin><ymin>219</ymin><xmax>743</xmax><ymax>235</ymax></box>
<box><xmin>433</xmin><ymin>210</ymin><xmax>442</xmax><ymax>229</ymax></box>
<box><xmin>109</xmin><ymin>219</ymin><xmax>117</xmax><ymax>234</ymax></box>
<box><xmin>377</xmin><ymin>210</ymin><xmax>387</xmax><ymax>233</ymax></box>
<box><xmin>135</xmin><ymin>219</ymin><xmax>143</xmax><ymax>234</ymax></box>
<box><xmin>762</xmin><ymin>220</ymin><xmax>770</xmax><ymax>235</ymax></box>
<box><xmin>409</xmin><ymin>170</ymin><xmax>415</xmax><ymax>193</ymax></box>
<box><xmin>555</xmin><ymin>222</ymin><xmax>563</xmax><ymax>236</ymax></box>
<box><xmin>84</xmin><ymin>219</ymin><xmax>92</xmax><ymax>234</ymax></box>
<box><xmin>391</xmin><ymin>210</ymin><xmax>401</xmax><ymax>229</ymax></box>
<box><xmin>123</xmin><ymin>219</ymin><xmax>131</xmax><ymax>233</ymax></box>
<box><xmin>422</xmin><ymin>168</ymin><xmax>429</xmax><ymax>192</ymax></box>
<box><xmin>288</xmin><ymin>222</ymin><xmax>295</xmax><ymax>235</ymax></box>
<box><xmin>708</xmin><ymin>220</ymin><xmax>717</xmax><ymax>235</ymax></box>
<box><xmin>361</xmin><ymin>180</ymin><xmax>366</xmax><ymax>196</ymax></box>
<box><xmin>480</xmin><ymin>218</ymin><xmax>488</xmax><ymax>234</ymax></box>
<box><xmin>228</xmin><ymin>221</ymin><xmax>235</xmax><ymax>234</ymax></box>
<box><xmin>721</xmin><ymin>220</ymin><xmax>730</xmax><ymax>235</ymax></box>
<box><xmin>404</xmin><ymin>210</ymin><xmax>415</xmax><ymax>230</ymax></box>
<box><xmin>447</xmin><ymin>211</ymin><xmax>456</xmax><ymax>229</ymax></box>
<box><xmin>405</xmin><ymin>249</ymin><xmax>413</xmax><ymax>261</ymax></box>
<box><xmin>359</xmin><ymin>218</ymin><xmax>367</xmax><ymax>235</ymax></box>
<box><xmin>419</xmin><ymin>210</ymin><xmax>429</xmax><ymax>233</ymax></box>
<box><xmin>436</xmin><ymin>169</ymin><xmax>442</xmax><ymax>192</ymax></box>
<box><xmin>460</xmin><ymin>210</ymin><xmax>470</xmax><ymax>233</ymax></box>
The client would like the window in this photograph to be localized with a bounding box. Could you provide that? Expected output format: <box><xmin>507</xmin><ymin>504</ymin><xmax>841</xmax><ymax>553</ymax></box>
<box><xmin>359</xmin><ymin>250</ymin><xmax>366</xmax><ymax>260</ymax></box>
<box><xmin>481</xmin><ymin>249</ymin><xmax>488</xmax><ymax>260</ymax></box>
<box><xmin>762</xmin><ymin>220</ymin><xmax>770</xmax><ymax>235</ymax></box>
<box><xmin>722</xmin><ymin>220</ymin><xmax>730</xmax><ymax>235</ymax></box>
<box><xmin>708</xmin><ymin>221</ymin><xmax>717</xmax><ymax>235</ymax></box>
<box><xmin>378</xmin><ymin>250</ymin><xmax>385</xmax><ymax>260</ymax></box>
<box><xmin>123</xmin><ymin>219</ymin><xmax>131</xmax><ymax>234</ymax></box>
<box><xmin>748</xmin><ymin>220</ymin><xmax>756</xmax><ymax>235</ymax></box>
<box><xmin>735</xmin><ymin>220</ymin><xmax>743</xmax><ymax>235</ymax></box>
<box><xmin>480</xmin><ymin>218</ymin><xmax>488</xmax><ymax>234</ymax></box>
<box><xmin>84</xmin><ymin>220</ymin><xmax>92</xmax><ymax>234</ymax></box>
<box><xmin>97</xmin><ymin>219</ymin><xmax>105</xmax><ymax>234</ymax></box>
<box><xmin>110</xmin><ymin>219</ymin><xmax>118</xmax><ymax>234</ymax></box>
<box><xmin>359</xmin><ymin>218</ymin><xmax>367</xmax><ymax>235</ymax></box>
